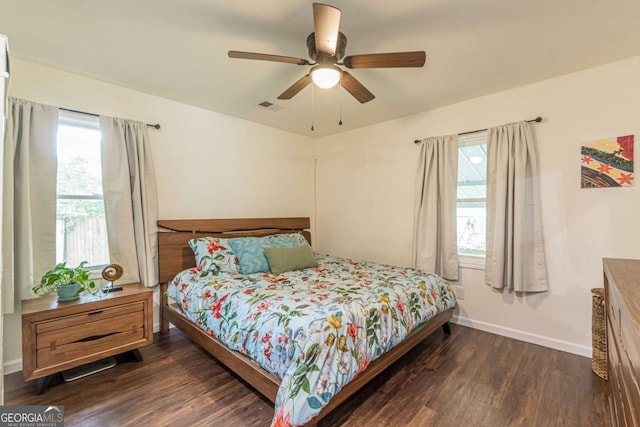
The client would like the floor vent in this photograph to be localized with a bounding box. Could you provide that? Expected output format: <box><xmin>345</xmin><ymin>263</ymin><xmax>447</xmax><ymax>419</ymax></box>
<box><xmin>62</xmin><ymin>357</ymin><xmax>117</xmax><ymax>381</ymax></box>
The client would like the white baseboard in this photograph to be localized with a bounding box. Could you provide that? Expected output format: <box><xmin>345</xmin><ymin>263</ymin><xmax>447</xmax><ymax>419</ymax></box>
<box><xmin>3</xmin><ymin>358</ymin><xmax>22</xmax><ymax>375</ymax></box>
<box><xmin>452</xmin><ymin>315</ymin><xmax>592</xmax><ymax>358</ymax></box>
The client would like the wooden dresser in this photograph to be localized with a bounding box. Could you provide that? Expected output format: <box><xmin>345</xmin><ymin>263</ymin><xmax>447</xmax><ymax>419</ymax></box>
<box><xmin>603</xmin><ymin>258</ymin><xmax>640</xmax><ymax>426</ymax></box>
<box><xmin>22</xmin><ymin>283</ymin><xmax>153</xmax><ymax>393</ymax></box>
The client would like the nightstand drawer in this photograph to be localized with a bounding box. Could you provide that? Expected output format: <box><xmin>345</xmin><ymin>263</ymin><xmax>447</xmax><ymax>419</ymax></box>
<box><xmin>35</xmin><ymin>302</ymin><xmax>144</xmax><ymax>334</ymax></box>
<box><xmin>36</xmin><ymin>309</ymin><xmax>145</xmax><ymax>368</ymax></box>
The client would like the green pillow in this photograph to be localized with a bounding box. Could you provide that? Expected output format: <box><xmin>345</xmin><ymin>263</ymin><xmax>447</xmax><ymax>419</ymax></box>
<box><xmin>264</xmin><ymin>245</ymin><xmax>318</xmax><ymax>275</ymax></box>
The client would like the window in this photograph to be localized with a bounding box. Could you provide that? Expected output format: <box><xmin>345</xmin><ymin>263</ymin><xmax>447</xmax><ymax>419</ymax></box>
<box><xmin>56</xmin><ymin>111</ymin><xmax>109</xmax><ymax>268</ymax></box>
<box><xmin>457</xmin><ymin>131</ymin><xmax>487</xmax><ymax>260</ymax></box>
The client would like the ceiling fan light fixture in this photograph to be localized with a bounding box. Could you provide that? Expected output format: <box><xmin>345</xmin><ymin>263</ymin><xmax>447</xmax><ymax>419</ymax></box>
<box><xmin>310</xmin><ymin>64</ymin><xmax>341</xmax><ymax>89</ymax></box>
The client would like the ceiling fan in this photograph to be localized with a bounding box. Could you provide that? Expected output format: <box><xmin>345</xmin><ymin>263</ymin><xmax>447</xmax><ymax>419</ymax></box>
<box><xmin>228</xmin><ymin>3</ymin><xmax>426</xmax><ymax>104</ymax></box>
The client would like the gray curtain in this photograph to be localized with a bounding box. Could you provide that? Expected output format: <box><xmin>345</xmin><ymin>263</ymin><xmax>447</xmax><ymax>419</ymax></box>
<box><xmin>413</xmin><ymin>134</ymin><xmax>459</xmax><ymax>280</ymax></box>
<box><xmin>485</xmin><ymin>121</ymin><xmax>548</xmax><ymax>292</ymax></box>
<box><xmin>2</xmin><ymin>97</ymin><xmax>58</xmax><ymax>313</ymax></box>
<box><xmin>99</xmin><ymin>116</ymin><xmax>158</xmax><ymax>287</ymax></box>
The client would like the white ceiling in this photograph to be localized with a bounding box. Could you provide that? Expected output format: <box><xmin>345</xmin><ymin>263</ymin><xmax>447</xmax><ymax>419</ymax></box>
<box><xmin>1</xmin><ymin>0</ymin><xmax>640</xmax><ymax>138</ymax></box>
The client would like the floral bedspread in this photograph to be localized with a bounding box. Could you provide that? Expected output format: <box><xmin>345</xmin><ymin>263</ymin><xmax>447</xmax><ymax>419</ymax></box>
<box><xmin>167</xmin><ymin>254</ymin><xmax>456</xmax><ymax>426</ymax></box>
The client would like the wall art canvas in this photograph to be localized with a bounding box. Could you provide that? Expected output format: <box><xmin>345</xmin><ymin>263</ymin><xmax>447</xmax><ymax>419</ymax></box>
<box><xmin>580</xmin><ymin>135</ymin><xmax>634</xmax><ymax>188</ymax></box>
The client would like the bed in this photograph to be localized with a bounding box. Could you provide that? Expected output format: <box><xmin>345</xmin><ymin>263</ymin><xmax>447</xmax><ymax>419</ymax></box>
<box><xmin>158</xmin><ymin>217</ymin><xmax>456</xmax><ymax>426</ymax></box>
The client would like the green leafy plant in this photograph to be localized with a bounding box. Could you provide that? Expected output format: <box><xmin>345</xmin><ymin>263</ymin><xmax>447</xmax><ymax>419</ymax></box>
<box><xmin>32</xmin><ymin>261</ymin><xmax>96</xmax><ymax>296</ymax></box>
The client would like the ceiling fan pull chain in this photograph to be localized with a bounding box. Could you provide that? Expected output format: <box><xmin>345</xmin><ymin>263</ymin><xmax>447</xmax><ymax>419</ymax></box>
<box><xmin>339</xmin><ymin>84</ymin><xmax>343</xmax><ymax>126</ymax></box>
<box><xmin>311</xmin><ymin>83</ymin><xmax>315</xmax><ymax>131</ymax></box>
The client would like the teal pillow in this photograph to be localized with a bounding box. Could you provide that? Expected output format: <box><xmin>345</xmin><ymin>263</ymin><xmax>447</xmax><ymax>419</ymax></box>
<box><xmin>228</xmin><ymin>237</ymin><xmax>266</xmax><ymax>274</ymax></box>
<box><xmin>228</xmin><ymin>234</ymin><xmax>309</xmax><ymax>275</ymax></box>
<box><xmin>264</xmin><ymin>245</ymin><xmax>318</xmax><ymax>275</ymax></box>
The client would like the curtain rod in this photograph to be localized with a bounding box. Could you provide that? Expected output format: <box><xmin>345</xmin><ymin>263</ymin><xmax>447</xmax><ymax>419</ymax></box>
<box><xmin>413</xmin><ymin>116</ymin><xmax>542</xmax><ymax>144</ymax></box>
<box><xmin>60</xmin><ymin>107</ymin><xmax>161</xmax><ymax>130</ymax></box>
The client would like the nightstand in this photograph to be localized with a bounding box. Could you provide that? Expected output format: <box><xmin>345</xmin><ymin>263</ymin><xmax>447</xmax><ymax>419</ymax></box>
<box><xmin>22</xmin><ymin>283</ymin><xmax>153</xmax><ymax>394</ymax></box>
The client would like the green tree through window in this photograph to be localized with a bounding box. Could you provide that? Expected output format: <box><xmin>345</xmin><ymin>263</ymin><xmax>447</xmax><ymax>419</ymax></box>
<box><xmin>56</xmin><ymin>111</ymin><xmax>109</xmax><ymax>267</ymax></box>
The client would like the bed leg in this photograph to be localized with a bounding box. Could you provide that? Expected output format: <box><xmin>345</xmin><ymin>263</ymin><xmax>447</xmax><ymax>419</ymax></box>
<box><xmin>160</xmin><ymin>282</ymin><xmax>170</xmax><ymax>333</ymax></box>
<box><xmin>442</xmin><ymin>322</ymin><xmax>452</xmax><ymax>335</ymax></box>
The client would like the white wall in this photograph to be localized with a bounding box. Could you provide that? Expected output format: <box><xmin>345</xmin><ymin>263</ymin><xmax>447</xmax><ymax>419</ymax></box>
<box><xmin>4</xmin><ymin>54</ymin><xmax>639</xmax><ymax>374</ymax></box>
<box><xmin>314</xmin><ymin>55</ymin><xmax>640</xmax><ymax>356</ymax></box>
<box><xmin>2</xmin><ymin>58</ymin><xmax>314</xmax><ymax>371</ymax></box>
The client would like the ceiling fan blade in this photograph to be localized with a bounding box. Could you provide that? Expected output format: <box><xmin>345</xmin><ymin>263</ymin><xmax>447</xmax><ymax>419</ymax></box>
<box><xmin>228</xmin><ymin>51</ymin><xmax>309</xmax><ymax>65</ymax></box>
<box><xmin>343</xmin><ymin>51</ymin><xmax>426</xmax><ymax>69</ymax></box>
<box><xmin>340</xmin><ymin>72</ymin><xmax>375</xmax><ymax>104</ymax></box>
<box><xmin>277</xmin><ymin>74</ymin><xmax>312</xmax><ymax>100</ymax></box>
<box><xmin>313</xmin><ymin>3</ymin><xmax>341</xmax><ymax>55</ymax></box>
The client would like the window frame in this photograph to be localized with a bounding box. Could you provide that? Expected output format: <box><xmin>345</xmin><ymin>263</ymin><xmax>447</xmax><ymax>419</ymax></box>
<box><xmin>56</xmin><ymin>110</ymin><xmax>109</xmax><ymax>273</ymax></box>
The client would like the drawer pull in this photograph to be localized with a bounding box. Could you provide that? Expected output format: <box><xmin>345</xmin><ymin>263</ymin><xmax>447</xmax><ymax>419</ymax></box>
<box><xmin>618</xmin><ymin>308</ymin><xmax>621</xmax><ymax>337</ymax></box>
<box><xmin>88</xmin><ymin>310</ymin><xmax>104</xmax><ymax>316</ymax></box>
<box><xmin>74</xmin><ymin>332</ymin><xmax>118</xmax><ymax>343</ymax></box>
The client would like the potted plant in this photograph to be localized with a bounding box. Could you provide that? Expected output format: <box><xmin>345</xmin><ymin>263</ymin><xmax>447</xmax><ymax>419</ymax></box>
<box><xmin>32</xmin><ymin>261</ymin><xmax>96</xmax><ymax>301</ymax></box>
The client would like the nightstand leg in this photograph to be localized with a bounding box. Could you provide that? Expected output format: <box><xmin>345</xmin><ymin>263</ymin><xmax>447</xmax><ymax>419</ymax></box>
<box><xmin>36</xmin><ymin>375</ymin><xmax>52</xmax><ymax>395</ymax></box>
<box><xmin>442</xmin><ymin>322</ymin><xmax>452</xmax><ymax>335</ymax></box>
<box><xmin>129</xmin><ymin>349</ymin><xmax>143</xmax><ymax>362</ymax></box>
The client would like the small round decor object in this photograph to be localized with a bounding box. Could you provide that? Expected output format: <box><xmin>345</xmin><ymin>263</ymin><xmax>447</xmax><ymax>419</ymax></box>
<box><xmin>102</xmin><ymin>264</ymin><xmax>124</xmax><ymax>282</ymax></box>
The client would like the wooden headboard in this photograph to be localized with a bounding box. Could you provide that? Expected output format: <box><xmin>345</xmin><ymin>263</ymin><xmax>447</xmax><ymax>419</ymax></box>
<box><xmin>157</xmin><ymin>217</ymin><xmax>311</xmax><ymax>283</ymax></box>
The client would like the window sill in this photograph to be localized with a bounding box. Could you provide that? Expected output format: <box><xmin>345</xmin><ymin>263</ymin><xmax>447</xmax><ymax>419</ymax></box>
<box><xmin>459</xmin><ymin>255</ymin><xmax>485</xmax><ymax>270</ymax></box>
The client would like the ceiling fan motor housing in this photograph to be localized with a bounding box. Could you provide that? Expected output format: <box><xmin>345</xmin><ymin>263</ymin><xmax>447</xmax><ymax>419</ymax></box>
<box><xmin>307</xmin><ymin>32</ymin><xmax>347</xmax><ymax>63</ymax></box>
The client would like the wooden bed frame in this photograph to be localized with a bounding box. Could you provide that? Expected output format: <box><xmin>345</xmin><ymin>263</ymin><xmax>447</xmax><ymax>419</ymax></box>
<box><xmin>158</xmin><ymin>217</ymin><xmax>453</xmax><ymax>425</ymax></box>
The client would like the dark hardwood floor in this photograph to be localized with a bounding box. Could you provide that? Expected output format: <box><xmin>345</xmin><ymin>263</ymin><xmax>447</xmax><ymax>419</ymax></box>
<box><xmin>5</xmin><ymin>324</ymin><xmax>610</xmax><ymax>426</ymax></box>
